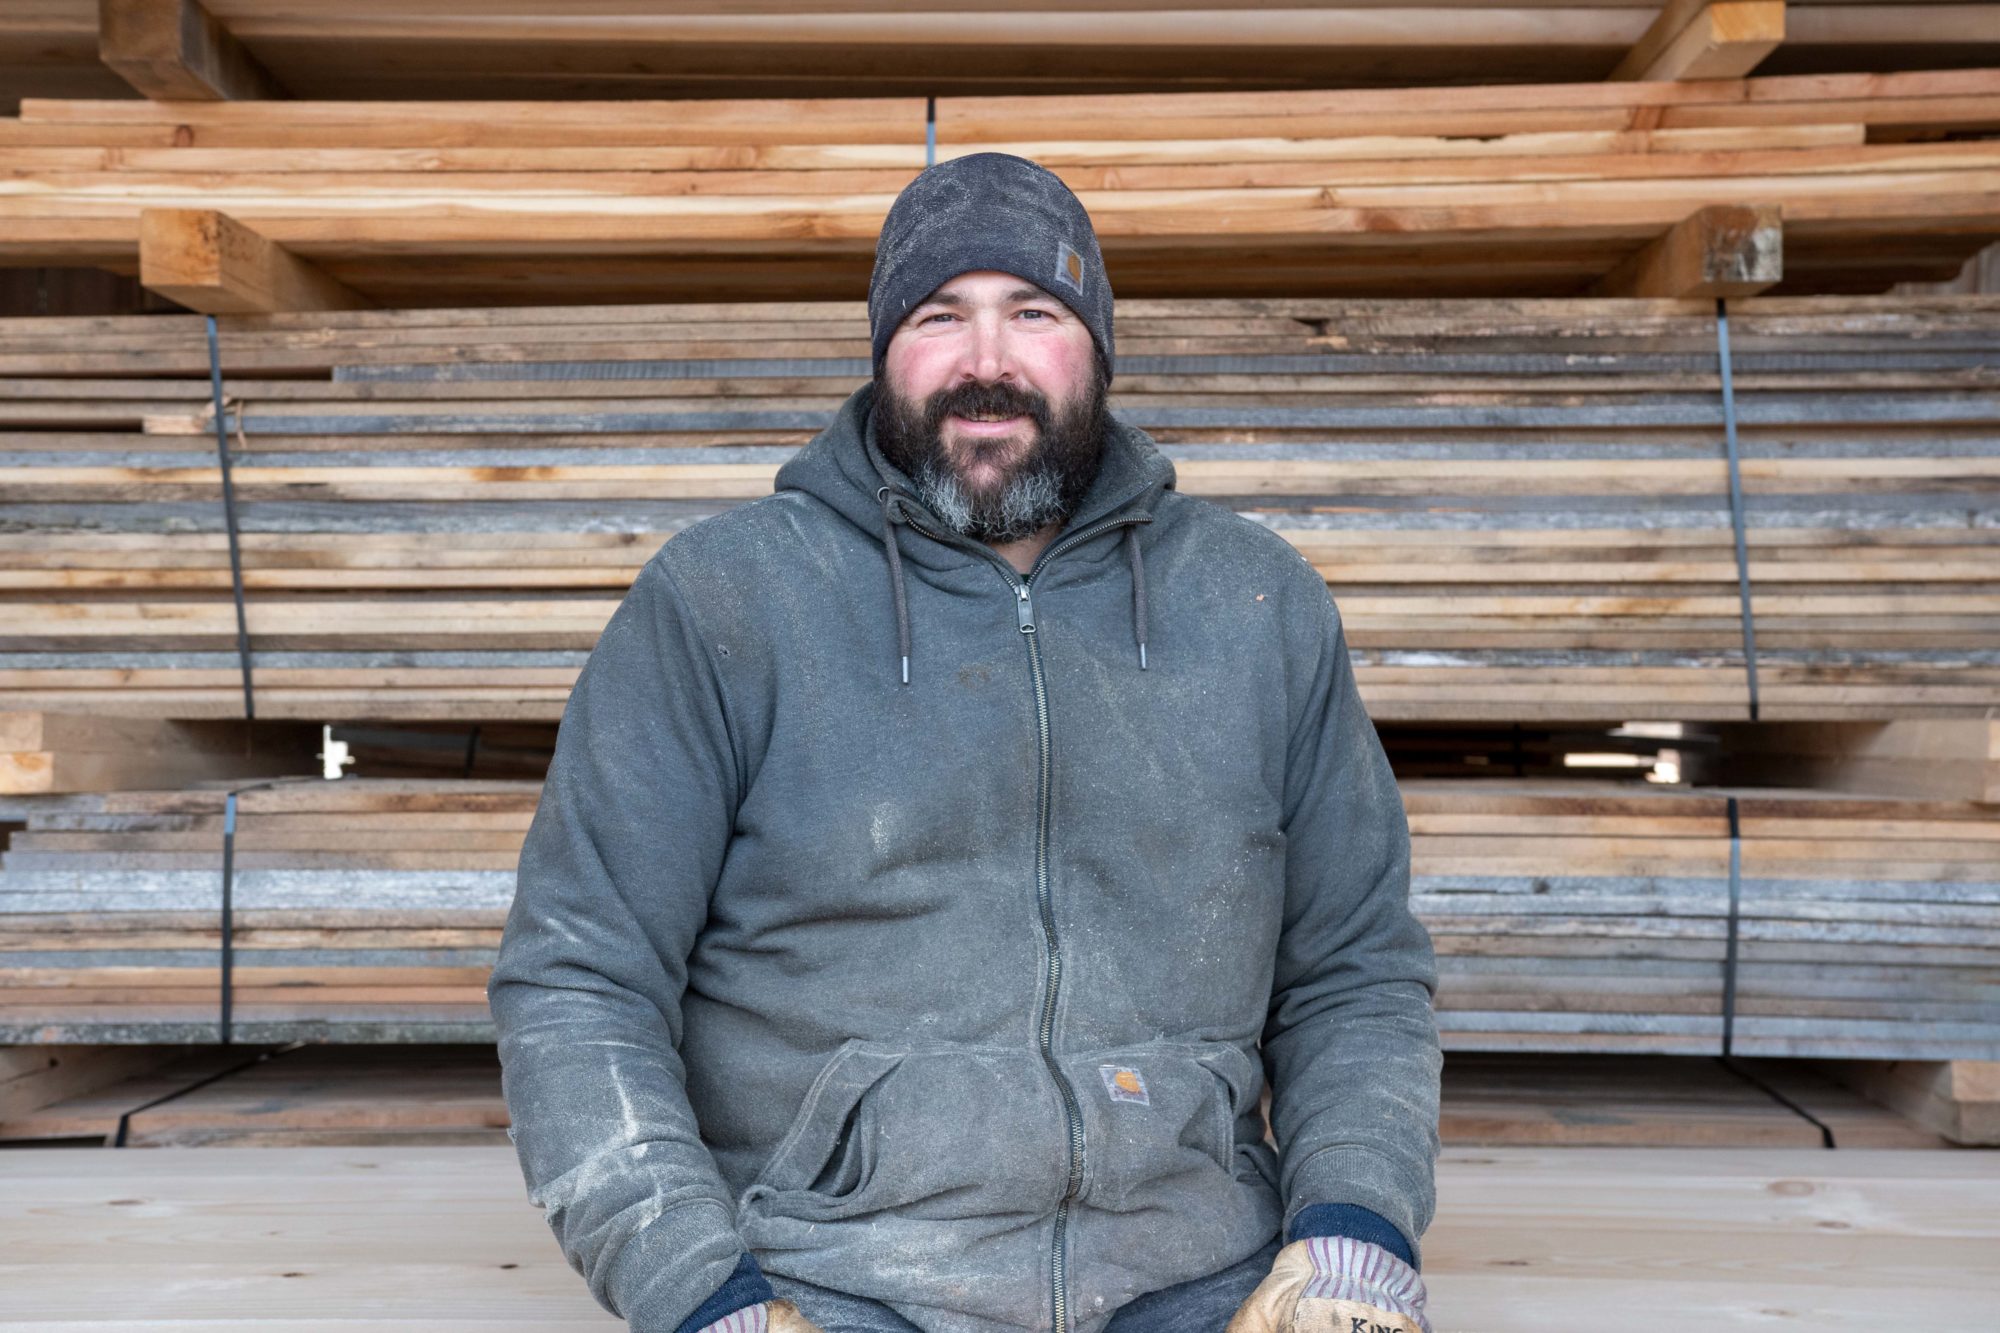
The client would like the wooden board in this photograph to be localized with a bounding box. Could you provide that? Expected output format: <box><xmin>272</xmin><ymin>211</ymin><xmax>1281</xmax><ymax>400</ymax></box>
<box><xmin>12</xmin><ymin>2</ymin><xmax>2000</xmax><ymax>107</ymax></box>
<box><xmin>0</xmin><ymin>1142</ymin><xmax>1993</xmax><ymax>1328</ymax></box>
<box><xmin>8</xmin><ymin>69</ymin><xmax>2000</xmax><ymax>300</ymax></box>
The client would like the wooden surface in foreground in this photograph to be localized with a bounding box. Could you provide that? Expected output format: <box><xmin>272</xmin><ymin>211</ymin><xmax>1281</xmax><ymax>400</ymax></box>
<box><xmin>0</xmin><ymin>1142</ymin><xmax>1993</xmax><ymax>1329</ymax></box>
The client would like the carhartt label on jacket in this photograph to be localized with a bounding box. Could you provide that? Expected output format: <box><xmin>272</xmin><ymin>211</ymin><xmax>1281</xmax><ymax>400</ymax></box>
<box><xmin>1099</xmin><ymin>1064</ymin><xmax>1150</xmax><ymax>1105</ymax></box>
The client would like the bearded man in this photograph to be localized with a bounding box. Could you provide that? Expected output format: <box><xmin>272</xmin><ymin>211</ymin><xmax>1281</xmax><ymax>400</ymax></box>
<box><xmin>489</xmin><ymin>152</ymin><xmax>1442</xmax><ymax>1333</ymax></box>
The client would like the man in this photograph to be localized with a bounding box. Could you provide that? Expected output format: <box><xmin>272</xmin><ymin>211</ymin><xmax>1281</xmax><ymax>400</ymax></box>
<box><xmin>488</xmin><ymin>152</ymin><xmax>1441</xmax><ymax>1333</ymax></box>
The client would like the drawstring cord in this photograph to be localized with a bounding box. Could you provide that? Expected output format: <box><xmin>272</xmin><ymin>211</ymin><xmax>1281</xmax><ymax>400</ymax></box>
<box><xmin>877</xmin><ymin>486</ymin><xmax>914</xmax><ymax>685</ymax></box>
<box><xmin>1125</xmin><ymin>525</ymin><xmax>1149</xmax><ymax>670</ymax></box>
<box><xmin>877</xmin><ymin>484</ymin><xmax>1151</xmax><ymax>684</ymax></box>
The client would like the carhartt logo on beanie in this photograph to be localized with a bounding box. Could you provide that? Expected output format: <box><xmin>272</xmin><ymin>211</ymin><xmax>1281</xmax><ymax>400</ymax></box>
<box><xmin>867</xmin><ymin>152</ymin><xmax>1115</xmax><ymax>384</ymax></box>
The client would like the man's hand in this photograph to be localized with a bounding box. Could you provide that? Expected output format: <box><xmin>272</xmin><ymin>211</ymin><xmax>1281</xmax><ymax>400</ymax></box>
<box><xmin>697</xmin><ymin>1299</ymin><xmax>827</xmax><ymax>1333</ymax></box>
<box><xmin>1225</xmin><ymin>1237</ymin><xmax>1432</xmax><ymax>1333</ymax></box>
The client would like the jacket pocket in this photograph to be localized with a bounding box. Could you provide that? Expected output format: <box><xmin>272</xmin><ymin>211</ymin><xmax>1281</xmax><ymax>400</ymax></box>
<box><xmin>1065</xmin><ymin>1040</ymin><xmax>1259</xmax><ymax>1211</ymax></box>
<box><xmin>739</xmin><ymin>1039</ymin><xmax>1070</xmax><ymax>1229</ymax></box>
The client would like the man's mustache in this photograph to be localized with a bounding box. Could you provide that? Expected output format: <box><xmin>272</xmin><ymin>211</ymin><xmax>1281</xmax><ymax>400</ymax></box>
<box><xmin>921</xmin><ymin>381</ymin><xmax>1054</xmax><ymax>435</ymax></box>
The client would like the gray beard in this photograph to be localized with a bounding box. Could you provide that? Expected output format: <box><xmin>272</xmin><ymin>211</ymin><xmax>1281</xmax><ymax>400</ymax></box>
<box><xmin>874</xmin><ymin>365</ymin><xmax>1109</xmax><ymax>546</ymax></box>
<box><xmin>907</xmin><ymin>451</ymin><xmax>1071</xmax><ymax>545</ymax></box>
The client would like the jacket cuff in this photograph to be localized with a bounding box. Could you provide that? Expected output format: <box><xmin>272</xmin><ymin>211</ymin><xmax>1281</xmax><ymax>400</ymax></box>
<box><xmin>673</xmin><ymin>1252</ymin><xmax>776</xmax><ymax>1333</ymax></box>
<box><xmin>1283</xmin><ymin>1144</ymin><xmax>1428</xmax><ymax>1270</ymax></box>
<box><xmin>1285</xmin><ymin>1202</ymin><xmax>1417</xmax><ymax>1270</ymax></box>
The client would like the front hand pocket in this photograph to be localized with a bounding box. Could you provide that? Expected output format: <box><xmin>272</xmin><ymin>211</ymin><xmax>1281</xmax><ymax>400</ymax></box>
<box><xmin>741</xmin><ymin>1040</ymin><xmax>1071</xmax><ymax>1229</ymax></box>
<box><xmin>1065</xmin><ymin>1040</ymin><xmax>1259</xmax><ymax>1210</ymax></box>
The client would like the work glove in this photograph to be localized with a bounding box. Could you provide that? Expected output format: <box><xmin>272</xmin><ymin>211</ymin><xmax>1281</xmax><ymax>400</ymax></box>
<box><xmin>695</xmin><ymin>1299</ymin><xmax>826</xmax><ymax>1333</ymax></box>
<box><xmin>1225</xmin><ymin>1236</ymin><xmax>1433</xmax><ymax>1333</ymax></box>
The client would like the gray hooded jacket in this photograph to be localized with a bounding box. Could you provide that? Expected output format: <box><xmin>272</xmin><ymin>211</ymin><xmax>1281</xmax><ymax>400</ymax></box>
<box><xmin>488</xmin><ymin>383</ymin><xmax>1442</xmax><ymax>1333</ymax></box>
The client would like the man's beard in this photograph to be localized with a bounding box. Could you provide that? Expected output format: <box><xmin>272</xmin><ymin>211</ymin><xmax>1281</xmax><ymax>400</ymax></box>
<box><xmin>874</xmin><ymin>365</ymin><xmax>1109</xmax><ymax>545</ymax></box>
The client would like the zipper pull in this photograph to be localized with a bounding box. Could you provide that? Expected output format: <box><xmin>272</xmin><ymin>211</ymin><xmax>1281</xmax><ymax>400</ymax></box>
<box><xmin>1015</xmin><ymin>583</ymin><xmax>1036</xmax><ymax>634</ymax></box>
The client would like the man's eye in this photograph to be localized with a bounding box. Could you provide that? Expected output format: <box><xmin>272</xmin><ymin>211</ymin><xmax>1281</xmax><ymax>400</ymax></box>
<box><xmin>1019</xmin><ymin>309</ymin><xmax>1049</xmax><ymax>320</ymax></box>
<box><xmin>920</xmin><ymin>312</ymin><xmax>955</xmax><ymax>325</ymax></box>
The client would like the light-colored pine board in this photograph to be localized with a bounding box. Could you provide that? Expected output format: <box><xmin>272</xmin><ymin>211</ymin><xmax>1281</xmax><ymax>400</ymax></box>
<box><xmin>0</xmin><ymin>1143</ymin><xmax>1993</xmax><ymax>1328</ymax></box>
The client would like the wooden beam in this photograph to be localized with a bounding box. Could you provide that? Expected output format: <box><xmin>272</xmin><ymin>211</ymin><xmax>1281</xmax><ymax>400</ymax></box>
<box><xmin>1682</xmin><ymin>719</ymin><xmax>2000</xmax><ymax>802</ymax></box>
<box><xmin>98</xmin><ymin>0</ymin><xmax>284</xmax><ymax>102</ymax></box>
<box><xmin>0</xmin><ymin>1046</ymin><xmax>185</xmax><ymax>1126</ymax></box>
<box><xmin>1588</xmin><ymin>203</ymin><xmax>1782</xmax><ymax>298</ymax></box>
<box><xmin>1826</xmin><ymin>1061</ymin><xmax>2000</xmax><ymax>1145</ymax></box>
<box><xmin>138</xmin><ymin>209</ymin><xmax>368</xmax><ymax>314</ymax></box>
<box><xmin>1612</xmin><ymin>0</ymin><xmax>1786</xmax><ymax>82</ymax></box>
<box><xmin>0</xmin><ymin>711</ymin><xmax>317</xmax><ymax>793</ymax></box>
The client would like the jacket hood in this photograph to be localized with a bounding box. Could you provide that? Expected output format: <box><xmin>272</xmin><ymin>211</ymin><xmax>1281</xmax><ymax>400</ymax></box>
<box><xmin>774</xmin><ymin>382</ymin><xmax>1178</xmax><ymax>683</ymax></box>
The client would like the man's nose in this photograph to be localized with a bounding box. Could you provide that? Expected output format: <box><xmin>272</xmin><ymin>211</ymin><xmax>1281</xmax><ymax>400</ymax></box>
<box><xmin>958</xmin><ymin>317</ymin><xmax>1015</xmax><ymax>384</ymax></box>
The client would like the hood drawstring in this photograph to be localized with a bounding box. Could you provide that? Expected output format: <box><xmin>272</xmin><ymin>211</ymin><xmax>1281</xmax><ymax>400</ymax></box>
<box><xmin>877</xmin><ymin>486</ymin><xmax>914</xmax><ymax>685</ymax></box>
<box><xmin>1126</xmin><ymin>525</ymin><xmax>1149</xmax><ymax>670</ymax></box>
<box><xmin>877</xmin><ymin>484</ymin><xmax>1151</xmax><ymax>685</ymax></box>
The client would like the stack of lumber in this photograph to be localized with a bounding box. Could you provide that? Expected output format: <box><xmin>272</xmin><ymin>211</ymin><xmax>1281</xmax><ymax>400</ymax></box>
<box><xmin>0</xmin><ymin>778</ymin><xmax>523</xmax><ymax>1044</ymax></box>
<box><xmin>14</xmin><ymin>1</ymin><xmax>2000</xmax><ymax>105</ymax></box>
<box><xmin>25</xmin><ymin>0</ymin><xmax>2000</xmax><ymax>105</ymax></box>
<box><xmin>8</xmin><ymin>69</ymin><xmax>2000</xmax><ymax>301</ymax></box>
<box><xmin>4</xmin><ymin>294</ymin><xmax>1993</xmax><ymax>723</ymax></box>
<box><xmin>1</xmin><ymin>776</ymin><xmax>1992</xmax><ymax>1058</ymax></box>
<box><xmin>1410</xmin><ymin>779</ymin><xmax>2000</xmax><ymax>1060</ymax></box>
<box><xmin>1720</xmin><ymin>300</ymin><xmax>2000</xmax><ymax>720</ymax></box>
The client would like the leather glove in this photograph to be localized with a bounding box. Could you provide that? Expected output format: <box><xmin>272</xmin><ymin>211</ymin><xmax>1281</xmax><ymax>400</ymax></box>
<box><xmin>696</xmin><ymin>1299</ymin><xmax>826</xmax><ymax>1333</ymax></box>
<box><xmin>1225</xmin><ymin>1236</ymin><xmax>1433</xmax><ymax>1333</ymax></box>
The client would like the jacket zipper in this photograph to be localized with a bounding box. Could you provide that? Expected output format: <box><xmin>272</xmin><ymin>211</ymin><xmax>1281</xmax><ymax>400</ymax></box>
<box><xmin>899</xmin><ymin>504</ymin><xmax>1146</xmax><ymax>1333</ymax></box>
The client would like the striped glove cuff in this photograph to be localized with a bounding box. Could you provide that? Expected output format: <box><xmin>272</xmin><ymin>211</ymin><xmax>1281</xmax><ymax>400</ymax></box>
<box><xmin>697</xmin><ymin>1303</ymin><xmax>769</xmax><ymax>1333</ymax></box>
<box><xmin>1300</xmin><ymin>1236</ymin><xmax>1433</xmax><ymax>1333</ymax></box>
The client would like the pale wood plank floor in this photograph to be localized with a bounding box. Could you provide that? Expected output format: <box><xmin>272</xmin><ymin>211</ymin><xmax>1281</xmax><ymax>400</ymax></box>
<box><xmin>1</xmin><ymin>1145</ymin><xmax>1994</xmax><ymax>1330</ymax></box>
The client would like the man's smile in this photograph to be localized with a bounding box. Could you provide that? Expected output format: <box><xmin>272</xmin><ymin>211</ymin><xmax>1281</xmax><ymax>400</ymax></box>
<box><xmin>948</xmin><ymin>412</ymin><xmax>1030</xmax><ymax>435</ymax></box>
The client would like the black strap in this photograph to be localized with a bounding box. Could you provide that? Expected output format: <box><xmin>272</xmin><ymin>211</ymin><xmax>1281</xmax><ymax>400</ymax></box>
<box><xmin>206</xmin><ymin>314</ymin><xmax>257</xmax><ymax>720</ymax></box>
<box><xmin>220</xmin><ymin>789</ymin><xmax>239</xmax><ymax>1044</ymax></box>
<box><xmin>1714</xmin><ymin>300</ymin><xmax>1761</xmax><ymax>721</ymax></box>
<box><xmin>1714</xmin><ymin>794</ymin><xmax>1837</xmax><ymax>1148</ymax></box>
<box><xmin>1715</xmin><ymin>1057</ymin><xmax>1838</xmax><ymax>1150</ymax></box>
<box><xmin>1721</xmin><ymin>795</ymin><xmax>1743</xmax><ymax>1058</ymax></box>
<box><xmin>217</xmin><ymin>777</ymin><xmax>291</xmax><ymax>1044</ymax></box>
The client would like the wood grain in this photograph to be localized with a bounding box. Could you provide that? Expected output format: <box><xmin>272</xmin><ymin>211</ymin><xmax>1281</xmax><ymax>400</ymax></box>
<box><xmin>0</xmin><ymin>1142</ymin><xmax>1992</xmax><ymax>1328</ymax></box>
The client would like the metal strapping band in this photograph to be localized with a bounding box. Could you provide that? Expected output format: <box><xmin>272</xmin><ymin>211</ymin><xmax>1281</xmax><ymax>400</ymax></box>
<box><xmin>1715</xmin><ymin>300</ymin><xmax>1761</xmax><ymax>721</ymax></box>
<box><xmin>206</xmin><ymin>314</ymin><xmax>257</xmax><ymax>719</ymax></box>
<box><xmin>220</xmin><ymin>789</ymin><xmax>239</xmax><ymax>1045</ymax></box>
<box><xmin>1721</xmin><ymin>795</ymin><xmax>1743</xmax><ymax>1058</ymax></box>
<box><xmin>1713</xmin><ymin>793</ymin><xmax>1837</xmax><ymax>1147</ymax></box>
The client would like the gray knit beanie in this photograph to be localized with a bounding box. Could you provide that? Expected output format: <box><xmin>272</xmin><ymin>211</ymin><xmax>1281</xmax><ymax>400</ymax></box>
<box><xmin>867</xmin><ymin>152</ymin><xmax>1114</xmax><ymax>384</ymax></box>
